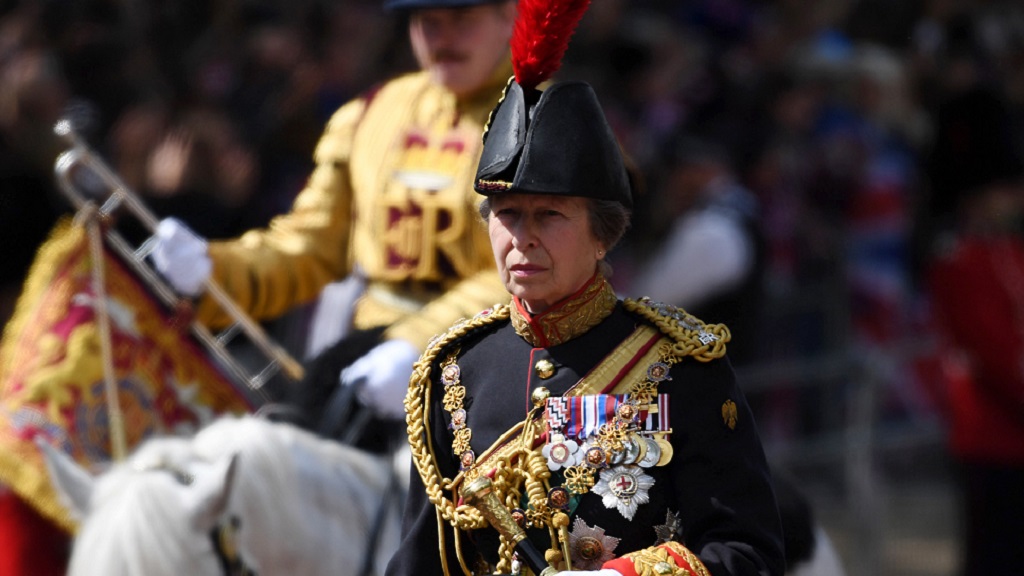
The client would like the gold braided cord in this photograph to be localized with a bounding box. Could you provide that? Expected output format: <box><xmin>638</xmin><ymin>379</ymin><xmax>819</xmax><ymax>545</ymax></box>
<box><xmin>406</xmin><ymin>302</ymin><xmax>577</xmax><ymax>573</ymax></box>
<box><xmin>521</xmin><ymin>413</ymin><xmax>552</xmax><ymax>512</ymax></box>
<box><xmin>436</xmin><ymin>509</ymin><xmax>453</xmax><ymax>576</ymax></box>
<box><xmin>453</xmin><ymin>523</ymin><xmax>474</xmax><ymax>576</ymax></box>
<box><xmin>524</xmin><ymin>449</ymin><xmax>550</xmax><ymax>506</ymax></box>
<box><xmin>496</xmin><ymin>533</ymin><xmax>513</xmax><ymax>573</ymax></box>
<box><xmin>669</xmin><ymin>543</ymin><xmax>712</xmax><ymax>576</ymax></box>
<box><xmin>405</xmin><ymin>305</ymin><xmax>512</xmax><ymax>533</ymax></box>
<box><xmin>498</xmin><ymin>475</ymin><xmax>520</xmax><ymax>573</ymax></box>
<box><xmin>492</xmin><ymin>461</ymin><xmax>527</xmax><ymax>572</ymax></box>
<box><xmin>622</xmin><ymin>298</ymin><xmax>730</xmax><ymax>362</ymax></box>
<box><xmin>520</xmin><ymin>408</ymin><xmax>563</xmax><ymax>560</ymax></box>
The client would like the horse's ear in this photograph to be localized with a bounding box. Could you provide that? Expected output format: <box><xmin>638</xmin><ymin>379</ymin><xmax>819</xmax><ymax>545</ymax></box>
<box><xmin>186</xmin><ymin>453</ymin><xmax>238</xmax><ymax>532</ymax></box>
<box><xmin>37</xmin><ymin>437</ymin><xmax>94</xmax><ymax>521</ymax></box>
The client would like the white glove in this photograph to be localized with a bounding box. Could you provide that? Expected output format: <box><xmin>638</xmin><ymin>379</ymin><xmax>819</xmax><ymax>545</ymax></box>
<box><xmin>559</xmin><ymin>570</ymin><xmax>622</xmax><ymax>575</ymax></box>
<box><xmin>340</xmin><ymin>339</ymin><xmax>419</xmax><ymax>419</ymax></box>
<box><xmin>151</xmin><ymin>217</ymin><xmax>212</xmax><ymax>297</ymax></box>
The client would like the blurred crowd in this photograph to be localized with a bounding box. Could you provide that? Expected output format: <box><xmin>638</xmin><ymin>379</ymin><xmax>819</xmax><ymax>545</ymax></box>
<box><xmin>2</xmin><ymin>0</ymin><xmax>1024</xmax><ymax>430</ymax></box>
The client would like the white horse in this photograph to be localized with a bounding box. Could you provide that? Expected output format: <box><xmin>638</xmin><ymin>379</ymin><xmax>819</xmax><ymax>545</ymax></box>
<box><xmin>41</xmin><ymin>414</ymin><xmax>406</xmax><ymax>576</ymax></box>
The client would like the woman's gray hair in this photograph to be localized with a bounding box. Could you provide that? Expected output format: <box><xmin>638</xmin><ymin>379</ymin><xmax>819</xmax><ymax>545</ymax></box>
<box><xmin>477</xmin><ymin>196</ymin><xmax>632</xmax><ymax>276</ymax></box>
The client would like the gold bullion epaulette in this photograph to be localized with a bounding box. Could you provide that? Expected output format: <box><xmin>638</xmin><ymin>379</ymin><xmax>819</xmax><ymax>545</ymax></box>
<box><xmin>622</xmin><ymin>297</ymin><xmax>730</xmax><ymax>362</ymax></box>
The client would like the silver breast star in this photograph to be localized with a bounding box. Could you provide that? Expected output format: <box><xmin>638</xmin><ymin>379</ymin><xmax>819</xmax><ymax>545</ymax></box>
<box><xmin>568</xmin><ymin>517</ymin><xmax>620</xmax><ymax>570</ymax></box>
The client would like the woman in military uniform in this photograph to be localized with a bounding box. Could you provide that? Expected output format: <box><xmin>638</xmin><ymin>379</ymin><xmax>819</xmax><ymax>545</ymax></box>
<box><xmin>386</xmin><ymin>70</ymin><xmax>784</xmax><ymax>576</ymax></box>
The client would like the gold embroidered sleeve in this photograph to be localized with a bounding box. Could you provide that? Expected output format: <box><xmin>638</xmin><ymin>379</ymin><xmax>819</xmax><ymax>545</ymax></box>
<box><xmin>605</xmin><ymin>542</ymin><xmax>710</xmax><ymax>576</ymax></box>
<box><xmin>385</xmin><ymin>269</ymin><xmax>508</xmax><ymax>350</ymax></box>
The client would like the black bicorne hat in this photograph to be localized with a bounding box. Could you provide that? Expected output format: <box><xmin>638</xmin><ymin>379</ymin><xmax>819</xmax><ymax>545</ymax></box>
<box><xmin>472</xmin><ymin>0</ymin><xmax>630</xmax><ymax>207</ymax></box>
<box><xmin>474</xmin><ymin>79</ymin><xmax>632</xmax><ymax>208</ymax></box>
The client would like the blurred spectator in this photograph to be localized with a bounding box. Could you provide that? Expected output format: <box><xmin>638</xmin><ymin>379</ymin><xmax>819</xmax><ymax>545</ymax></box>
<box><xmin>745</xmin><ymin>68</ymin><xmax>828</xmax><ymax>297</ymax></box>
<box><xmin>926</xmin><ymin>84</ymin><xmax>1024</xmax><ymax>576</ymax></box>
<box><xmin>628</xmin><ymin>136</ymin><xmax>765</xmax><ymax>366</ymax></box>
<box><xmin>109</xmin><ymin>104</ymin><xmax>259</xmax><ymax>239</ymax></box>
<box><xmin>841</xmin><ymin>44</ymin><xmax>926</xmax><ymax>312</ymax></box>
<box><xmin>0</xmin><ymin>11</ymin><xmax>68</xmax><ymax>328</ymax></box>
<box><xmin>826</xmin><ymin>44</ymin><xmax>931</xmax><ymax>421</ymax></box>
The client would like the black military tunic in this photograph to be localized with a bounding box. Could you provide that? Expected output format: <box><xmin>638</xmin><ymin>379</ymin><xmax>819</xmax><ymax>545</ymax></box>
<box><xmin>387</xmin><ymin>276</ymin><xmax>783</xmax><ymax>576</ymax></box>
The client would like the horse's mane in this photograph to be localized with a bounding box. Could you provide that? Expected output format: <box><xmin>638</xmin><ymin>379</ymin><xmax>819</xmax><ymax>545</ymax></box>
<box><xmin>68</xmin><ymin>436</ymin><xmax>222</xmax><ymax>576</ymax></box>
<box><xmin>191</xmin><ymin>416</ymin><xmax>398</xmax><ymax>572</ymax></box>
<box><xmin>68</xmin><ymin>415</ymin><xmax>401</xmax><ymax>576</ymax></box>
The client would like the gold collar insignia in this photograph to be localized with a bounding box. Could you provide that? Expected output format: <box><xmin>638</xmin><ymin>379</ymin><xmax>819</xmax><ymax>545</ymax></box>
<box><xmin>510</xmin><ymin>274</ymin><xmax>618</xmax><ymax>347</ymax></box>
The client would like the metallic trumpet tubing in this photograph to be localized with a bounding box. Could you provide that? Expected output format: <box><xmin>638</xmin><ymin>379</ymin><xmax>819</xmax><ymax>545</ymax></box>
<box><xmin>51</xmin><ymin>119</ymin><xmax>305</xmax><ymax>397</ymax></box>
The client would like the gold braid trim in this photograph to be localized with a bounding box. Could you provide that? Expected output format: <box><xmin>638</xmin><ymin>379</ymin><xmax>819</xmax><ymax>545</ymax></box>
<box><xmin>407</xmin><ymin>303</ymin><xmax>570</xmax><ymax>572</ymax></box>
<box><xmin>406</xmin><ymin>305</ymin><xmax>514</xmax><ymax>533</ymax></box>
<box><xmin>622</xmin><ymin>298</ymin><xmax>730</xmax><ymax>362</ymax></box>
<box><xmin>671</xmin><ymin>543</ymin><xmax>712</xmax><ymax>576</ymax></box>
<box><xmin>509</xmin><ymin>275</ymin><xmax>618</xmax><ymax>347</ymax></box>
<box><xmin>480</xmin><ymin>75</ymin><xmax>516</xmax><ymax>142</ymax></box>
<box><xmin>620</xmin><ymin>542</ymin><xmax>711</xmax><ymax>576</ymax></box>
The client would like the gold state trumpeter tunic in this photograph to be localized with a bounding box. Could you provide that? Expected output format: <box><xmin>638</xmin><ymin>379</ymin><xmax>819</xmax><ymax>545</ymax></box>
<box><xmin>195</xmin><ymin>65</ymin><xmax>512</xmax><ymax>349</ymax></box>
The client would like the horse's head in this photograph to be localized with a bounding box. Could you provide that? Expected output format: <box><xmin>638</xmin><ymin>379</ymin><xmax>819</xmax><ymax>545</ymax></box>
<box><xmin>40</xmin><ymin>437</ymin><xmax>242</xmax><ymax>576</ymax></box>
<box><xmin>190</xmin><ymin>415</ymin><xmax>405</xmax><ymax>575</ymax></box>
<box><xmin>40</xmin><ymin>414</ymin><xmax>404</xmax><ymax>576</ymax></box>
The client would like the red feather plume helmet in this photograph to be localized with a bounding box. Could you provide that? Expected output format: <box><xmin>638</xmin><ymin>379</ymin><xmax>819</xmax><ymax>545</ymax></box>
<box><xmin>474</xmin><ymin>0</ymin><xmax>631</xmax><ymax>208</ymax></box>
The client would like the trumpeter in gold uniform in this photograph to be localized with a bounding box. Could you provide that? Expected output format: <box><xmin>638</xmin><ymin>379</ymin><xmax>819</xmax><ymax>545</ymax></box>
<box><xmin>151</xmin><ymin>0</ymin><xmax>521</xmax><ymax>420</ymax></box>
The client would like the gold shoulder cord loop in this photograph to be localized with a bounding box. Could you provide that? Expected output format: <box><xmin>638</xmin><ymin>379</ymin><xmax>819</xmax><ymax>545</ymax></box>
<box><xmin>406</xmin><ymin>305</ymin><xmax>512</xmax><ymax>574</ymax></box>
<box><xmin>622</xmin><ymin>298</ymin><xmax>730</xmax><ymax>362</ymax></box>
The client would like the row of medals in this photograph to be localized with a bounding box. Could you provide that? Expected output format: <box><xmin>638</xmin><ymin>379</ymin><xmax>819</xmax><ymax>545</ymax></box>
<box><xmin>541</xmin><ymin>396</ymin><xmax>673</xmax><ymax>520</ymax></box>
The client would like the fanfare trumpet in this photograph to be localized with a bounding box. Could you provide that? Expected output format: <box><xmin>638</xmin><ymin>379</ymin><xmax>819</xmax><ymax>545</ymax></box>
<box><xmin>51</xmin><ymin>118</ymin><xmax>305</xmax><ymax>407</ymax></box>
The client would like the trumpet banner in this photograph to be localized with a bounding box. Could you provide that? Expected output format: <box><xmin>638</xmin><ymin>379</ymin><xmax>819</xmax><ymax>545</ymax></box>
<box><xmin>0</xmin><ymin>218</ymin><xmax>253</xmax><ymax>531</ymax></box>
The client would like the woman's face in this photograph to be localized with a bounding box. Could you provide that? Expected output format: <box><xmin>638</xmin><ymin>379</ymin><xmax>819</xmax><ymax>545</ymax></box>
<box><xmin>488</xmin><ymin>194</ymin><xmax>605</xmax><ymax>314</ymax></box>
<box><xmin>409</xmin><ymin>2</ymin><xmax>515</xmax><ymax>99</ymax></box>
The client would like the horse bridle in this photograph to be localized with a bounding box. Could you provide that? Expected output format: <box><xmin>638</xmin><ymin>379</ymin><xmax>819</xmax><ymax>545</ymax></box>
<box><xmin>134</xmin><ymin>459</ymin><xmax>257</xmax><ymax>576</ymax></box>
<box><xmin>210</xmin><ymin>515</ymin><xmax>257</xmax><ymax>576</ymax></box>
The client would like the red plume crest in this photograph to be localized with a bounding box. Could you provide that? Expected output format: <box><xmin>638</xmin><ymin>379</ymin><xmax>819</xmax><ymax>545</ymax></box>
<box><xmin>511</xmin><ymin>0</ymin><xmax>592</xmax><ymax>90</ymax></box>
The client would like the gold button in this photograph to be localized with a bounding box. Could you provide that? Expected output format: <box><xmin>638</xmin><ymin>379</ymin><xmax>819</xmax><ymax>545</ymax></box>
<box><xmin>531</xmin><ymin>387</ymin><xmax>550</xmax><ymax>408</ymax></box>
<box><xmin>534</xmin><ymin>359</ymin><xmax>555</xmax><ymax>379</ymax></box>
